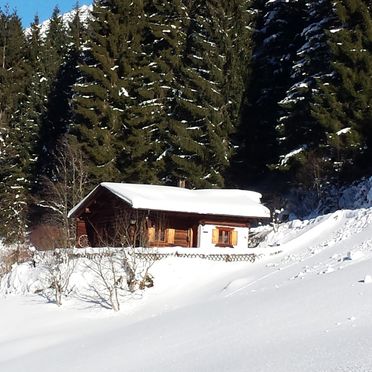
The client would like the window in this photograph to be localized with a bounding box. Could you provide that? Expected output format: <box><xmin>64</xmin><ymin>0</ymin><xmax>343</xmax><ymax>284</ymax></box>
<box><xmin>218</xmin><ymin>229</ymin><xmax>231</xmax><ymax>245</ymax></box>
<box><xmin>156</xmin><ymin>227</ymin><xmax>166</xmax><ymax>242</ymax></box>
<box><xmin>148</xmin><ymin>227</ymin><xmax>175</xmax><ymax>245</ymax></box>
<box><xmin>212</xmin><ymin>227</ymin><xmax>238</xmax><ymax>247</ymax></box>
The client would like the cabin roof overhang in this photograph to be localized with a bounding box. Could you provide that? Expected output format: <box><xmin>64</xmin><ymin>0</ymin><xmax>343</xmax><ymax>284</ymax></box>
<box><xmin>68</xmin><ymin>182</ymin><xmax>271</xmax><ymax>220</ymax></box>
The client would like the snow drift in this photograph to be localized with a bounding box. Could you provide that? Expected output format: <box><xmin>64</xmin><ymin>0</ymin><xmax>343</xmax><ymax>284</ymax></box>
<box><xmin>1</xmin><ymin>177</ymin><xmax>372</xmax><ymax>371</ymax></box>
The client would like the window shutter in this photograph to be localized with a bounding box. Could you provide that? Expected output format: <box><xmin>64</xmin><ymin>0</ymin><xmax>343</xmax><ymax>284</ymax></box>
<box><xmin>166</xmin><ymin>228</ymin><xmax>175</xmax><ymax>244</ymax></box>
<box><xmin>212</xmin><ymin>229</ymin><xmax>219</xmax><ymax>244</ymax></box>
<box><xmin>187</xmin><ymin>228</ymin><xmax>193</xmax><ymax>247</ymax></box>
<box><xmin>231</xmin><ymin>231</ymin><xmax>238</xmax><ymax>246</ymax></box>
<box><xmin>148</xmin><ymin>227</ymin><xmax>155</xmax><ymax>243</ymax></box>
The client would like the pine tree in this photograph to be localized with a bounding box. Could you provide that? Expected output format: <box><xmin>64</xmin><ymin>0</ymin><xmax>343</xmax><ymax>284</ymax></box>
<box><xmin>35</xmin><ymin>6</ymin><xmax>70</xmax><ymax>182</ymax></box>
<box><xmin>223</xmin><ymin>0</ymin><xmax>256</xmax><ymax>187</ymax></box>
<box><xmin>72</xmin><ymin>0</ymin><xmax>255</xmax><ymax>188</ymax></box>
<box><xmin>72</xmin><ymin>0</ymin><xmax>139</xmax><ymax>185</ymax></box>
<box><xmin>68</xmin><ymin>2</ymin><xmax>89</xmax><ymax>51</ymax></box>
<box><xmin>235</xmin><ymin>0</ymin><xmax>307</xmax><ymax>188</ymax></box>
<box><xmin>165</xmin><ymin>0</ymin><xmax>251</xmax><ymax>188</ymax></box>
<box><xmin>116</xmin><ymin>0</ymin><xmax>187</xmax><ymax>184</ymax></box>
<box><xmin>0</xmin><ymin>7</ymin><xmax>26</xmax><ymax>129</ymax></box>
<box><xmin>32</xmin><ymin>5</ymin><xmax>91</xmax><ymax>228</ymax></box>
<box><xmin>311</xmin><ymin>0</ymin><xmax>372</xmax><ymax>180</ymax></box>
<box><xmin>224</xmin><ymin>0</ymin><xmax>254</xmax><ymax>138</ymax></box>
<box><xmin>273</xmin><ymin>0</ymin><xmax>337</xmax><ymax>188</ymax></box>
<box><xmin>1</xmin><ymin>15</ymin><xmax>55</xmax><ymax>242</ymax></box>
<box><xmin>0</xmin><ymin>9</ymin><xmax>29</xmax><ymax>242</ymax></box>
<box><xmin>10</xmin><ymin>16</ymin><xmax>50</xmax><ymax>179</ymax></box>
<box><xmin>189</xmin><ymin>0</ymin><xmax>231</xmax><ymax>187</ymax></box>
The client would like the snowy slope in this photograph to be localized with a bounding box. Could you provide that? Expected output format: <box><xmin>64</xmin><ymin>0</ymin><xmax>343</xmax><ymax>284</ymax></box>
<box><xmin>24</xmin><ymin>4</ymin><xmax>92</xmax><ymax>35</ymax></box>
<box><xmin>1</xmin><ymin>185</ymin><xmax>372</xmax><ymax>371</ymax></box>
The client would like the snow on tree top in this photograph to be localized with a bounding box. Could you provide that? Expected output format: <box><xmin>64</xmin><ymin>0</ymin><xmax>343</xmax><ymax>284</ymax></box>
<box><xmin>24</xmin><ymin>4</ymin><xmax>92</xmax><ymax>35</ymax></box>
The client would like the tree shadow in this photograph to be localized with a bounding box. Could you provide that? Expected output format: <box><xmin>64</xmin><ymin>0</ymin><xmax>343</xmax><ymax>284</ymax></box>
<box><xmin>73</xmin><ymin>285</ymin><xmax>112</xmax><ymax>310</ymax></box>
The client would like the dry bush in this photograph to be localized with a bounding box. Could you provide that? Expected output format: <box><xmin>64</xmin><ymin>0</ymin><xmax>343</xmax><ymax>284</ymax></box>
<box><xmin>88</xmin><ymin>210</ymin><xmax>157</xmax><ymax>291</ymax></box>
<box><xmin>0</xmin><ymin>245</ymin><xmax>33</xmax><ymax>277</ymax></box>
<box><xmin>85</xmin><ymin>251</ymin><xmax>123</xmax><ymax>311</ymax></box>
<box><xmin>36</xmin><ymin>138</ymin><xmax>87</xmax><ymax>249</ymax></box>
<box><xmin>43</xmin><ymin>249</ymin><xmax>77</xmax><ymax>306</ymax></box>
<box><xmin>82</xmin><ymin>212</ymin><xmax>157</xmax><ymax>311</ymax></box>
<box><xmin>84</xmin><ymin>248</ymin><xmax>155</xmax><ymax>312</ymax></box>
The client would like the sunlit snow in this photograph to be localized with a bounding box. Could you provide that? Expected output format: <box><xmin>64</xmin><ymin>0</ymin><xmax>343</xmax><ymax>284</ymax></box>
<box><xmin>1</xmin><ymin>180</ymin><xmax>372</xmax><ymax>372</ymax></box>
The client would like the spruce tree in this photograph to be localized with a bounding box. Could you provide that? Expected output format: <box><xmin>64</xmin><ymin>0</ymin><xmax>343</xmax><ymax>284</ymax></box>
<box><xmin>0</xmin><ymin>9</ymin><xmax>29</xmax><ymax>242</ymax></box>
<box><xmin>10</xmin><ymin>16</ymin><xmax>50</xmax><ymax>179</ymax></box>
<box><xmin>235</xmin><ymin>0</ymin><xmax>307</xmax><ymax>188</ymax></box>
<box><xmin>32</xmin><ymin>5</ymin><xmax>91</xmax><ymax>229</ymax></box>
<box><xmin>273</xmin><ymin>0</ymin><xmax>337</xmax><ymax>188</ymax></box>
<box><xmin>35</xmin><ymin>6</ymin><xmax>70</xmax><ymax>183</ymax></box>
<box><xmin>187</xmin><ymin>0</ymin><xmax>231</xmax><ymax>187</ymax></box>
<box><xmin>1</xmin><ymin>15</ymin><xmax>55</xmax><ymax>242</ymax></box>
<box><xmin>166</xmin><ymin>0</ymin><xmax>251</xmax><ymax>188</ymax></box>
<box><xmin>0</xmin><ymin>8</ymin><xmax>26</xmax><ymax>130</ymax></box>
<box><xmin>311</xmin><ymin>0</ymin><xmax>372</xmax><ymax>180</ymax></box>
<box><xmin>115</xmin><ymin>0</ymin><xmax>186</xmax><ymax>184</ymax></box>
<box><xmin>72</xmin><ymin>0</ymin><xmax>256</xmax><ymax>189</ymax></box>
<box><xmin>72</xmin><ymin>0</ymin><xmax>140</xmax><ymax>185</ymax></box>
<box><xmin>223</xmin><ymin>0</ymin><xmax>256</xmax><ymax>187</ymax></box>
<box><xmin>123</xmin><ymin>0</ymin><xmax>191</xmax><ymax>185</ymax></box>
<box><xmin>224</xmin><ymin>0</ymin><xmax>254</xmax><ymax>137</ymax></box>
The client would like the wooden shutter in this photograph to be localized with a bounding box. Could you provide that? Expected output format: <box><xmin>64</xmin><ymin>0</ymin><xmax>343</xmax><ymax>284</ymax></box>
<box><xmin>231</xmin><ymin>230</ymin><xmax>238</xmax><ymax>246</ymax></box>
<box><xmin>148</xmin><ymin>227</ymin><xmax>155</xmax><ymax>243</ymax></box>
<box><xmin>212</xmin><ymin>229</ymin><xmax>219</xmax><ymax>244</ymax></box>
<box><xmin>166</xmin><ymin>228</ymin><xmax>175</xmax><ymax>244</ymax></box>
<box><xmin>187</xmin><ymin>228</ymin><xmax>193</xmax><ymax>247</ymax></box>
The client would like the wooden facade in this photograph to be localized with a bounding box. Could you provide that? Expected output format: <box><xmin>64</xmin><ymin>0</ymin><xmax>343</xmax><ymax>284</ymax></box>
<box><xmin>70</xmin><ymin>185</ymin><xmax>268</xmax><ymax>249</ymax></box>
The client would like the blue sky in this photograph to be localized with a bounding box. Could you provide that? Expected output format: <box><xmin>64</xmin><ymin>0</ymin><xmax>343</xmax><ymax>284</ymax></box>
<box><xmin>0</xmin><ymin>0</ymin><xmax>92</xmax><ymax>27</ymax></box>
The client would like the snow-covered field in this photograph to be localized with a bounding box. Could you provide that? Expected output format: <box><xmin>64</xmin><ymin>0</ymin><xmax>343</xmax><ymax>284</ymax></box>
<box><xmin>1</xmin><ymin>180</ymin><xmax>372</xmax><ymax>372</ymax></box>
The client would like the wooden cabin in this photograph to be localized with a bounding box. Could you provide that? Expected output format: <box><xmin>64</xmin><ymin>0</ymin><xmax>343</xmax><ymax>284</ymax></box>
<box><xmin>68</xmin><ymin>183</ymin><xmax>271</xmax><ymax>249</ymax></box>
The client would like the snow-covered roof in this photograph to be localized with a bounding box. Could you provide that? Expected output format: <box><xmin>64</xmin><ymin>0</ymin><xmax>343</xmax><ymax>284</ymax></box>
<box><xmin>68</xmin><ymin>182</ymin><xmax>271</xmax><ymax>219</ymax></box>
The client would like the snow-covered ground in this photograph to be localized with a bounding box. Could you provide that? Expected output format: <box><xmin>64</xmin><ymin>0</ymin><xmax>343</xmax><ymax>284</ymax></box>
<box><xmin>1</xmin><ymin>179</ymin><xmax>372</xmax><ymax>371</ymax></box>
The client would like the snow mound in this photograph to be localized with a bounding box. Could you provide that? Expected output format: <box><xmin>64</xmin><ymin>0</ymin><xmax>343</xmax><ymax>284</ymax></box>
<box><xmin>363</xmin><ymin>274</ymin><xmax>372</xmax><ymax>284</ymax></box>
<box><xmin>339</xmin><ymin>176</ymin><xmax>372</xmax><ymax>209</ymax></box>
<box><xmin>0</xmin><ymin>262</ymin><xmax>47</xmax><ymax>295</ymax></box>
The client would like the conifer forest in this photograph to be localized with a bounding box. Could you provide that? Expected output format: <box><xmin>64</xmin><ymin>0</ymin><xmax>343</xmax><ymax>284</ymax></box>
<box><xmin>0</xmin><ymin>0</ymin><xmax>371</xmax><ymax>243</ymax></box>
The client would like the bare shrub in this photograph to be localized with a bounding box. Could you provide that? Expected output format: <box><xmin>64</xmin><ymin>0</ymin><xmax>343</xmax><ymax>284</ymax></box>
<box><xmin>36</xmin><ymin>138</ymin><xmax>87</xmax><ymax>249</ymax></box>
<box><xmin>85</xmin><ymin>251</ymin><xmax>123</xmax><ymax>312</ymax></box>
<box><xmin>82</xmin><ymin>211</ymin><xmax>158</xmax><ymax>310</ymax></box>
<box><xmin>0</xmin><ymin>249</ymin><xmax>17</xmax><ymax>277</ymax></box>
<box><xmin>0</xmin><ymin>243</ymin><xmax>33</xmax><ymax>278</ymax></box>
<box><xmin>248</xmin><ymin>228</ymin><xmax>272</xmax><ymax>248</ymax></box>
<box><xmin>121</xmin><ymin>247</ymin><xmax>155</xmax><ymax>292</ymax></box>
<box><xmin>43</xmin><ymin>249</ymin><xmax>77</xmax><ymax>306</ymax></box>
<box><xmin>87</xmin><ymin>209</ymin><xmax>158</xmax><ymax>289</ymax></box>
<box><xmin>108</xmin><ymin>209</ymin><xmax>151</xmax><ymax>248</ymax></box>
<box><xmin>84</xmin><ymin>248</ymin><xmax>155</xmax><ymax>311</ymax></box>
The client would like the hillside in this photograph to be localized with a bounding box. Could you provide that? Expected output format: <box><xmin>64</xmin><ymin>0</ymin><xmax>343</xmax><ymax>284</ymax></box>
<box><xmin>1</xmin><ymin>179</ymin><xmax>372</xmax><ymax>371</ymax></box>
<box><xmin>1</xmin><ymin>1</ymin><xmax>371</xmax><ymax>244</ymax></box>
<box><xmin>24</xmin><ymin>4</ymin><xmax>92</xmax><ymax>36</ymax></box>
